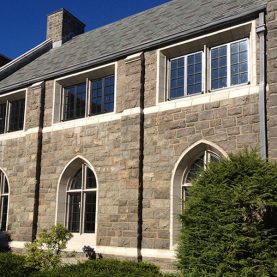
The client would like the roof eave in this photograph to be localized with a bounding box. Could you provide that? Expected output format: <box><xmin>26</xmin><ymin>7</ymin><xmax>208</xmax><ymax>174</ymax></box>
<box><xmin>0</xmin><ymin>4</ymin><xmax>266</xmax><ymax>94</ymax></box>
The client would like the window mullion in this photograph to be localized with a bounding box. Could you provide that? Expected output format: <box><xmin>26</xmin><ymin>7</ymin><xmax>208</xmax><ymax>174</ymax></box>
<box><xmin>227</xmin><ymin>43</ymin><xmax>231</xmax><ymax>87</ymax></box>
<box><xmin>85</xmin><ymin>78</ymin><xmax>90</xmax><ymax>117</ymax></box>
<box><xmin>101</xmin><ymin>78</ymin><xmax>105</xmax><ymax>113</ymax></box>
<box><xmin>184</xmin><ymin>56</ymin><xmax>187</xmax><ymax>97</ymax></box>
<box><xmin>167</xmin><ymin>59</ymin><xmax>171</xmax><ymax>100</ymax></box>
<box><xmin>203</xmin><ymin>45</ymin><xmax>207</xmax><ymax>94</ymax></box>
<box><xmin>5</xmin><ymin>100</ymin><xmax>10</xmax><ymax>133</ymax></box>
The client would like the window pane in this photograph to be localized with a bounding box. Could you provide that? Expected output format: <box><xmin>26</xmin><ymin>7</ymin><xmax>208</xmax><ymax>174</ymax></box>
<box><xmin>103</xmin><ymin>75</ymin><xmax>115</xmax><ymax>113</ymax></box>
<box><xmin>86</xmin><ymin>168</ymin><xmax>97</xmax><ymax>189</ymax></box>
<box><xmin>211</xmin><ymin>46</ymin><xmax>227</xmax><ymax>90</ymax></box>
<box><xmin>0</xmin><ymin>103</ymin><xmax>6</xmax><ymax>134</ymax></box>
<box><xmin>9</xmin><ymin>99</ymin><xmax>25</xmax><ymax>132</ymax></box>
<box><xmin>91</xmin><ymin>75</ymin><xmax>115</xmax><ymax>115</ymax></box>
<box><xmin>70</xmin><ymin>169</ymin><xmax>82</xmax><ymax>190</ymax></box>
<box><xmin>170</xmin><ymin>57</ymin><xmax>184</xmax><ymax>99</ymax></box>
<box><xmin>63</xmin><ymin>83</ymin><xmax>86</xmax><ymax>121</ymax></box>
<box><xmin>84</xmin><ymin>192</ymin><xmax>96</xmax><ymax>233</ymax></box>
<box><xmin>186</xmin><ymin>52</ymin><xmax>202</xmax><ymax>95</ymax></box>
<box><xmin>185</xmin><ymin>154</ymin><xmax>205</xmax><ymax>183</ymax></box>
<box><xmin>3</xmin><ymin>177</ymin><xmax>8</xmax><ymax>194</ymax></box>
<box><xmin>0</xmin><ymin>196</ymin><xmax>8</xmax><ymax>231</ymax></box>
<box><xmin>68</xmin><ymin>193</ymin><xmax>81</xmax><ymax>232</ymax></box>
<box><xmin>231</xmin><ymin>40</ymin><xmax>248</xmax><ymax>86</ymax></box>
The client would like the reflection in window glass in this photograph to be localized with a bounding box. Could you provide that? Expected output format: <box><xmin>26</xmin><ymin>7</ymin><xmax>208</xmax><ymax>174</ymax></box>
<box><xmin>91</xmin><ymin>75</ymin><xmax>114</xmax><ymax>115</ymax></box>
<box><xmin>9</xmin><ymin>99</ymin><xmax>25</xmax><ymax>132</ymax></box>
<box><xmin>231</xmin><ymin>40</ymin><xmax>248</xmax><ymax>86</ymax></box>
<box><xmin>211</xmin><ymin>46</ymin><xmax>227</xmax><ymax>90</ymax></box>
<box><xmin>187</xmin><ymin>53</ymin><xmax>202</xmax><ymax>95</ymax></box>
<box><xmin>170</xmin><ymin>57</ymin><xmax>185</xmax><ymax>99</ymax></box>
<box><xmin>63</xmin><ymin>83</ymin><xmax>86</xmax><ymax>121</ymax></box>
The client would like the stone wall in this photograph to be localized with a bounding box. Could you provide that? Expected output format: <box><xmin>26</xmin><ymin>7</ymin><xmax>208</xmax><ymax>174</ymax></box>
<box><xmin>143</xmin><ymin>94</ymin><xmax>260</xmax><ymax>249</ymax></box>
<box><xmin>267</xmin><ymin>0</ymin><xmax>277</xmax><ymax>161</ymax></box>
<box><xmin>0</xmin><ymin>84</ymin><xmax>44</xmax><ymax>241</ymax></box>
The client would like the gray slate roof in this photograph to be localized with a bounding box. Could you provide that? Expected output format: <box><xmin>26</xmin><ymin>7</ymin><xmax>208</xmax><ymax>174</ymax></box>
<box><xmin>0</xmin><ymin>0</ymin><xmax>266</xmax><ymax>92</ymax></box>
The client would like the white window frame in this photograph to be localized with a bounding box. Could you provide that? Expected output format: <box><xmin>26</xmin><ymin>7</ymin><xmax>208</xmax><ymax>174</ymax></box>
<box><xmin>0</xmin><ymin>91</ymin><xmax>26</xmax><ymax>134</ymax></box>
<box><xmin>181</xmin><ymin>150</ymin><xmax>220</xmax><ymax>210</ymax></box>
<box><xmin>168</xmin><ymin>50</ymin><xmax>204</xmax><ymax>100</ymax></box>
<box><xmin>209</xmin><ymin>38</ymin><xmax>250</xmax><ymax>91</ymax></box>
<box><xmin>0</xmin><ymin>171</ymin><xmax>9</xmax><ymax>232</ymax></box>
<box><xmin>66</xmin><ymin>163</ymin><xmax>97</xmax><ymax>234</ymax></box>
<box><xmin>53</xmin><ymin>62</ymin><xmax>117</xmax><ymax>125</ymax></box>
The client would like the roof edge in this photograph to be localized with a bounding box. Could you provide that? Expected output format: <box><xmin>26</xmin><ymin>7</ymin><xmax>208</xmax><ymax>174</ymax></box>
<box><xmin>0</xmin><ymin>3</ymin><xmax>266</xmax><ymax>93</ymax></box>
<box><xmin>0</xmin><ymin>40</ymin><xmax>53</xmax><ymax>81</ymax></box>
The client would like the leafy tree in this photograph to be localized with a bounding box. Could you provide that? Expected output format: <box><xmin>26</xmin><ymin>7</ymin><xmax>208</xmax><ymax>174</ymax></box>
<box><xmin>25</xmin><ymin>224</ymin><xmax>73</xmax><ymax>271</ymax></box>
<box><xmin>177</xmin><ymin>151</ymin><xmax>277</xmax><ymax>276</ymax></box>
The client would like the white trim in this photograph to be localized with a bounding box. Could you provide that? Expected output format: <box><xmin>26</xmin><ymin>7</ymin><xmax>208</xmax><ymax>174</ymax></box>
<box><xmin>0</xmin><ymin>168</ymin><xmax>10</xmax><ymax>232</ymax></box>
<box><xmin>124</xmin><ymin>52</ymin><xmax>143</xmax><ymax>63</ymax></box>
<box><xmin>8</xmin><ymin>240</ymin><xmax>176</xmax><ymax>260</ymax></box>
<box><xmin>146</xmin><ymin>85</ymin><xmax>259</xmax><ymax>115</ymax></box>
<box><xmin>0</xmin><ymin>88</ymin><xmax>27</xmax><ymax>98</ymax></box>
<box><xmin>30</xmin><ymin>81</ymin><xmax>44</xmax><ymax>88</ymax></box>
<box><xmin>55</xmin><ymin>155</ymin><xmax>99</xmax><ymax>241</ymax></box>
<box><xmin>0</xmin><ymin>127</ymin><xmax>39</xmax><ymax>141</ymax></box>
<box><xmin>55</xmin><ymin>62</ymin><xmax>116</xmax><ymax>83</ymax></box>
<box><xmin>158</xmin><ymin>21</ymin><xmax>253</xmax><ymax>53</ymax></box>
<box><xmin>52</xmin><ymin>62</ymin><xmax>117</xmax><ymax>125</ymax></box>
<box><xmin>9</xmin><ymin>241</ymin><xmax>27</xmax><ymax>249</ymax></box>
<box><xmin>44</xmin><ymin>107</ymin><xmax>142</xmax><ymax>134</ymax></box>
<box><xmin>169</xmin><ymin>140</ymin><xmax>228</xmax><ymax>249</ymax></box>
<box><xmin>0</xmin><ymin>40</ymin><xmax>52</xmax><ymax>72</ymax></box>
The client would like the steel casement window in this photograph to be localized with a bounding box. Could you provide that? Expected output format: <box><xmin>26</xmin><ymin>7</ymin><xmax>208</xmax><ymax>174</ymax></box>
<box><xmin>169</xmin><ymin>52</ymin><xmax>203</xmax><ymax>99</ymax></box>
<box><xmin>0</xmin><ymin>172</ymin><xmax>9</xmax><ymax>231</ymax></box>
<box><xmin>9</xmin><ymin>98</ymin><xmax>25</xmax><ymax>132</ymax></box>
<box><xmin>0</xmin><ymin>98</ymin><xmax>25</xmax><ymax>134</ymax></box>
<box><xmin>90</xmin><ymin>75</ymin><xmax>114</xmax><ymax>115</ymax></box>
<box><xmin>63</xmin><ymin>83</ymin><xmax>86</xmax><ymax>121</ymax></box>
<box><xmin>62</xmin><ymin>75</ymin><xmax>115</xmax><ymax>121</ymax></box>
<box><xmin>210</xmin><ymin>39</ymin><xmax>249</xmax><ymax>90</ymax></box>
<box><xmin>66</xmin><ymin>164</ymin><xmax>97</xmax><ymax>234</ymax></box>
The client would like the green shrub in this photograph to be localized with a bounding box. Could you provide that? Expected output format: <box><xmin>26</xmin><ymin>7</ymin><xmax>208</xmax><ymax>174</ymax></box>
<box><xmin>177</xmin><ymin>151</ymin><xmax>277</xmax><ymax>276</ymax></box>
<box><xmin>25</xmin><ymin>224</ymin><xmax>72</xmax><ymax>271</ymax></box>
<box><xmin>31</xmin><ymin>258</ymin><xmax>170</xmax><ymax>277</ymax></box>
<box><xmin>0</xmin><ymin>252</ymin><xmax>34</xmax><ymax>277</ymax></box>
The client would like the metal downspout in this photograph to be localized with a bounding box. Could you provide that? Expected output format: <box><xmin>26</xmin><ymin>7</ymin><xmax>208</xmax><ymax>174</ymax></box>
<box><xmin>256</xmin><ymin>11</ymin><xmax>267</xmax><ymax>160</ymax></box>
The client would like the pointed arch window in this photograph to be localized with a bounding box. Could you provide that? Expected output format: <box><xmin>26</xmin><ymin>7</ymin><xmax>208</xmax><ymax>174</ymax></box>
<box><xmin>66</xmin><ymin>164</ymin><xmax>97</xmax><ymax>233</ymax></box>
<box><xmin>181</xmin><ymin>150</ymin><xmax>220</xmax><ymax>205</ymax></box>
<box><xmin>0</xmin><ymin>172</ymin><xmax>9</xmax><ymax>231</ymax></box>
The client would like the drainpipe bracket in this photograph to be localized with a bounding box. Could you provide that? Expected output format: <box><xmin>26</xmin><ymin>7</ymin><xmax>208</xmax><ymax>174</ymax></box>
<box><xmin>256</xmin><ymin>24</ymin><xmax>266</xmax><ymax>34</ymax></box>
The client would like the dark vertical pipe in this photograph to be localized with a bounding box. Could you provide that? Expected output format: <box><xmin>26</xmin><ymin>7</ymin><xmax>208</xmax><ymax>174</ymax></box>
<box><xmin>137</xmin><ymin>54</ymin><xmax>145</xmax><ymax>261</ymax></box>
<box><xmin>32</xmin><ymin>83</ymin><xmax>45</xmax><ymax>241</ymax></box>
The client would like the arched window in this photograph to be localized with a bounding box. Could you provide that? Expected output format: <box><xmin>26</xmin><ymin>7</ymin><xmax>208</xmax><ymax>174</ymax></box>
<box><xmin>171</xmin><ymin>140</ymin><xmax>227</xmax><ymax>248</ymax></box>
<box><xmin>0</xmin><ymin>172</ymin><xmax>9</xmax><ymax>231</ymax></box>
<box><xmin>66</xmin><ymin>163</ymin><xmax>97</xmax><ymax>233</ymax></box>
<box><xmin>181</xmin><ymin>150</ymin><xmax>220</xmax><ymax>204</ymax></box>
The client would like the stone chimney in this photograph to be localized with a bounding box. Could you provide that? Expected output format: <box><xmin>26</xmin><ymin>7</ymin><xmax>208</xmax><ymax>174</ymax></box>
<box><xmin>47</xmin><ymin>9</ymin><xmax>85</xmax><ymax>48</ymax></box>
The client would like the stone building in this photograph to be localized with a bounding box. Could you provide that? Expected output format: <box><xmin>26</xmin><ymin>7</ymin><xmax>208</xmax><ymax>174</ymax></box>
<box><xmin>0</xmin><ymin>0</ymin><xmax>276</xmax><ymax>269</ymax></box>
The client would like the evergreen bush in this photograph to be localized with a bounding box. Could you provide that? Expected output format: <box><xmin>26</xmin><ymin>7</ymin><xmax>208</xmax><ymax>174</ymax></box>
<box><xmin>177</xmin><ymin>151</ymin><xmax>277</xmax><ymax>276</ymax></box>
<box><xmin>0</xmin><ymin>252</ymin><xmax>35</xmax><ymax>277</ymax></box>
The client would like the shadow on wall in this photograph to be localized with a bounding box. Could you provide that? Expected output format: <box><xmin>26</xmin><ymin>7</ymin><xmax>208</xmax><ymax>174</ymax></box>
<box><xmin>0</xmin><ymin>231</ymin><xmax>10</xmax><ymax>251</ymax></box>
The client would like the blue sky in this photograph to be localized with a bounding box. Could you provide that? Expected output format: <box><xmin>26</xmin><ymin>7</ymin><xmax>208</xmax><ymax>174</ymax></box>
<box><xmin>0</xmin><ymin>0</ymin><xmax>170</xmax><ymax>59</ymax></box>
